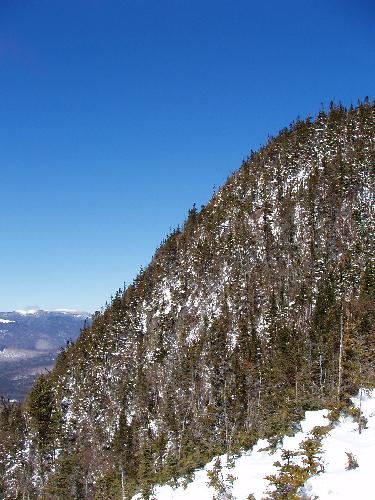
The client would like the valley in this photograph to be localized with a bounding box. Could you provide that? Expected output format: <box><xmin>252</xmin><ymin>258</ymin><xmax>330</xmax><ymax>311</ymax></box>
<box><xmin>0</xmin><ymin>309</ymin><xmax>89</xmax><ymax>400</ymax></box>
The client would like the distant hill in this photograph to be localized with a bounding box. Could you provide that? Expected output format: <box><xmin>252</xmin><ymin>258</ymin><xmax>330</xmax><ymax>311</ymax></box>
<box><xmin>0</xmin><ymin>309</ymin><xmax>89</xmax><ymax>400</ymax></box>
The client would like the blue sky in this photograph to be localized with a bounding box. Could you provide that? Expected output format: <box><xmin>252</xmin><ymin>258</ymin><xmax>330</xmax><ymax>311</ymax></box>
<box><xmin>0</xmin><ymin>0</ymin><xmax>374</xmax><ymax>312</ymax></box>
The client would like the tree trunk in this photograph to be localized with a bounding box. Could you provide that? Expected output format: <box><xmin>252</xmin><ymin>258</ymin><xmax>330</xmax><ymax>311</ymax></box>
<box><xmin>337</xmin><ymin>302</ymin><xmax>344</xmax><ymax>398</ymax></box>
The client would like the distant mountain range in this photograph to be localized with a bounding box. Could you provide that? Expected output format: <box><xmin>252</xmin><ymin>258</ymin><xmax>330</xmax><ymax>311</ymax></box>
<box><xmin>1</xmin><ymin>101</ymin><xmax>373</xmax><ymax>499</ymax></box>
<box><xmin>0</xmin><ymin>309</ymin><xmax>90</xmax><ymax>400</ymax></box>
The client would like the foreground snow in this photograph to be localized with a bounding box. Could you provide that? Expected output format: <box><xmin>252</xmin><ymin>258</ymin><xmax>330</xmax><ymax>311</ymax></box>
<box><xmin>304</xmin><ymin>390</ymin><xmax>375</xmax><ymax>499</ymax></box>
<box><xmin>134</xmin><ymin>389</ymin><xmax>375</xmax><ymax>499</ymax></box>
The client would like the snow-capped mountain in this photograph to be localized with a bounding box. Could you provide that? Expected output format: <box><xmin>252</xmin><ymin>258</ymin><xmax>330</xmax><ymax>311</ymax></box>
<box><xmin>0</xmin><ymin>308</ymin><xmax>90</xmax><ymax>400</ymax></box>
<box><xmin>0</xmin><ymin>308</ymin><xmax>89</xmax><ymax>352</ymax></box>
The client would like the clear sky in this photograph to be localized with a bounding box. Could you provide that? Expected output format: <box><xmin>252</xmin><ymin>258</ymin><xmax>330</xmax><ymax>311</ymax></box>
<box><xmin>0</xmin><ymin>0</ymin><xmax>374</xmax><ymax>313</ymax></box>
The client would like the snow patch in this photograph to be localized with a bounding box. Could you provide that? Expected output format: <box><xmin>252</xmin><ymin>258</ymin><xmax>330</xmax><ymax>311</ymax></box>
<box><xmin>15</xmin><ymin>309</ymin><xmax>39</xmax><ymax>315</ymax></box>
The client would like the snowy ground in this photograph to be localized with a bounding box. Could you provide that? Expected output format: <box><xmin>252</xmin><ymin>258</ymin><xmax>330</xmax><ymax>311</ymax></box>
<box><xmin>304</xmin><ymin>390</ymin><xmax>375</xmax><ymax>499</ymax></box>
<box><xmin>133</xmin><ymin>389</ymin><xmax>375</xmax><ymax>499</ymax></box>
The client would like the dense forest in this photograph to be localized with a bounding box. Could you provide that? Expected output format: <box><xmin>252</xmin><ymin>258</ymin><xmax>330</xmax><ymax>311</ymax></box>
<box><xmin>0</xmin><ymin>100</ymin><xmax>374</xmax><ymax>499</ymax></box>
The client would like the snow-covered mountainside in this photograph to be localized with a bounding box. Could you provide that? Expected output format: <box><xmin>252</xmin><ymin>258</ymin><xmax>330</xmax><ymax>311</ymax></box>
<box><xmin>0</xmin><ymin>101</ymin><xmax>373</xmax><ymax>499</ymax></box>
<box><xmin>0</xmin><ymin>309</ymin><xmax>89</xmax><ymax>399</ymax></box>
<box><xmin>137</xmin><ymin>389</ymin><xmax>374</xmax><ymax>499</ymax></box>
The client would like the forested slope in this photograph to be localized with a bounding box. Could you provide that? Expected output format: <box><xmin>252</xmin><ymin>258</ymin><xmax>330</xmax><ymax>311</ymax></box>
<box><xmin>1</xmin><ymin>101</ymin><xmax>374</xmax><ymax>499</ymax></box>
